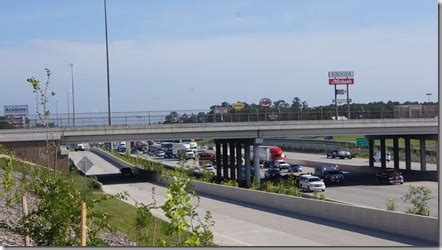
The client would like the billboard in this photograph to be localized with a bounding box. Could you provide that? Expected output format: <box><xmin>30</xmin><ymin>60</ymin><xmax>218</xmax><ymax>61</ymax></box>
<box><xmin>328</xmin><ymin>71</ymin><xmax>354</xmax><ymax>85</ymax></box>
<box><xmin>214</xmin><ymin>106</ymin><xmax>228</xmax><ymax>114</ymax></box>
<box><xmin>259</xmin><ymin>98</ymin><xmax>272</xmax><ymax>107</ymax></box>
<box><xmin>232</xmin><ymin>102</ymin><xmax>245</xmax><ymax>111</ymax></box>
<box><xmin>4</xmin><ymin>105</ymin><xmax>28</xmax><ymax>116</ymax></box>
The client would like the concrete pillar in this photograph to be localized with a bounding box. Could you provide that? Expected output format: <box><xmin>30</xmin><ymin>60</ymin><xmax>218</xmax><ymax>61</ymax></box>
<box><xmin>393</xmin><ymin>138</ymin><xmax>399</xmax><ymax>170</ymax></box>
<box><xmin>405</xmin><ymin>138</ymin><xmax>411</xmax><ymax>171</ymax></box>
<box><xmin>380</xmin><ymin>138</ymin><xmax>386</xmax><ymax>169</ymax></box>
<box><xmin>253</xmin><ymin>144</ymin><xmax>260</xmax><ymax>184</ymax></box>
<box><xmin>126</xmin><ymin>141</ymin><xmax>131</xmax><ymax>155</ymax></box>
<box><xmin>236</xmin><ymin>142</ymin><xmax>242</xmax><ymax>181</ymax></box>
<box><xmin>420</xmin><ymin>139</ymin><xmax>427</xmax><ymax>172</ymax></box>
<box><xmin>222</xmin><ymin>142</ymin><xmax>228</xmax><ymax>178</ymax></box>
<box><xmin>229</xmin><ymin>141</ymin><xmax>235</xmax><ymax>179</ymax></box>
<box><xmin>215</xmin><ymin>141</ymin><xmax>221</xmax><ymax>178</ymax></box>
<box><xmin>245</xmin><ymin>144</ymin><xmax>251</xmax><ymax>187</ymax></box>
<box><xmin>368</xmin><ymin>139</ymin><xmax>374</xmax><ymax>167</ymax></box>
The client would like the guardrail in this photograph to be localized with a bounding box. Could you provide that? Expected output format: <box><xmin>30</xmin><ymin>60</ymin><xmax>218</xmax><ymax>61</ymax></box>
<box><xmin>14</xmin><ymin>108</ymin><xmax>439</xmax><ymax>129</ymax></box>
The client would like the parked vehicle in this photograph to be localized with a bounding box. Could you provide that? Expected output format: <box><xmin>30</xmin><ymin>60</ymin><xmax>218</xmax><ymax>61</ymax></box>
<box><xmin>75</xmin><ymin>143</ymin><xmax>85</xmax><ymax>151</ymax></box>
<box><xmin>250</xmin><ymin>146</ymin><xmax>286</xmax><ymax>167</ymax></box>
<box><xmin>373</xmin><ymin>152</ymin><xmax>392</xmax><ymax>162</ymax></box>
<box><xmin>376</xmin><ymin>169</ymin><xmax>404</xmax><ymax>184</ymax></box>
<box><xmin>289</xmin><ymin>164</ymin><xmax>302</xmax><ymax>173</ymax></box>
<box><xmin>315</xmin><ymin>165</ymin><xmax>339</xmax><ymax>178</ymax></box>
<box><xmin>264</xmin><ymin>166</ymin><xmax>281</xmax><ymax>180</ymax></box>
<box><xmin>322</xmin><ymin>170</ymin><xmax>345</xmax><ymax>185</ymax></box>
<box><xmin>299</xmin><ymin>175</ymin><xmax>326</xmax><ymax>192</ymax></box>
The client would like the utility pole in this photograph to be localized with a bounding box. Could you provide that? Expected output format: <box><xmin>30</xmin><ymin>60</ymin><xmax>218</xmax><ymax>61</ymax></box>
<box><xmin>347</xmin><ymin>84</ymin><xmax>350</xmax><ymax>119</ymax></box>
<box><xmin>67</xmin><ymin>89</ymin><xmax>71</xmax><ymax>127</ymax></box>
<box><xmin>68</xmin><ymin>64</ymin><xmax>76</xmax><ymax>127</ymax></box>
<box><xmin>334</xmin><ymin>85</ymin><xmax>338</xmax><ymax>120</ymax></box>
<box><xmin>104</xmin><ymin>0</ymin><xmax>112</xmax><ymax>126</ymax></box>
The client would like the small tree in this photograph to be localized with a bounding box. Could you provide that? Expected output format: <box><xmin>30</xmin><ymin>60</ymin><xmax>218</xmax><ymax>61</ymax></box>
<box><xmin>403</xmin><ymin>185</ymin><xmax>432</xmax><ymax>216</ymax></box>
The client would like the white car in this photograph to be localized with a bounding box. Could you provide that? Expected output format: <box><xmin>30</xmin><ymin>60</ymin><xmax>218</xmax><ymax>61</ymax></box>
<box><xmin>299</xmin><ymin>175</ymin><xmax>326</xmax><ymax>192</ymax></box>
<box><xmin>274</xmin><ymin>160</ymin><xmax>290</xmax><ymax>170</ymax></box>
<box><xmin>203</xmin><ymin>164</ymin><xmax>216</xmax><ymax>175</ymax></box>
<box><xmin>373</xmin><ymin>152</ymin><xmax>391</xmax><ymax>162</ymax></box>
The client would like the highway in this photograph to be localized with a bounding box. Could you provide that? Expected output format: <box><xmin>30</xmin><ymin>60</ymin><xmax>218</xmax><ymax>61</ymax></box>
<box><xmin>69</xmin><ymin>150</ymin><xmax>433</xmax><ymax>246</ymax></box>
<box><xmin>137</xmin><ymin>153</ymin><xmax>438</xmax><ymax>217</ymax></box>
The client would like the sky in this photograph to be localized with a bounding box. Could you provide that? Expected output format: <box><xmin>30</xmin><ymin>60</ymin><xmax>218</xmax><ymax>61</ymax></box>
<box><xmin>0</xmin><ymin>0</ymin><xmax>438</xmax><ymax>115</ymax></box>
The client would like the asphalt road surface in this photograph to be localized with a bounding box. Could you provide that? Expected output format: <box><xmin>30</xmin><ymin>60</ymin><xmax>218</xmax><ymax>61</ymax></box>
<box><xmin>69</xmin><ymin>151</ymin><xmax>433</xmax><ymax>246</ymax></box>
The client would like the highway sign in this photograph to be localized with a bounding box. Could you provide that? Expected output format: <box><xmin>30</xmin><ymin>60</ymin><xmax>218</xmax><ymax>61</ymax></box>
<box><xmin>78</xmin><ymin>156</ymin><xmax>94</xmax><ymax>174</ymax></box>
<box><xmin>356</xmin><ymin>138</ymin><xmax>368</xmax><ymax>147</ymax></box>
<box><xmin>232</xmin><ymin>102</ymin><xmax>245</xmax><ymax>111</ymax></box>
<box><xmin>259</xmin><ymin>98</ymin><xmax>272</xmax><ymax>107</ymax></box>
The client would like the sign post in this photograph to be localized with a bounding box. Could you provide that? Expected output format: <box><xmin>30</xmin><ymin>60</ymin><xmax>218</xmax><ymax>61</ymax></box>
<box><xmin>4</xmin><ymin>105</ymin><xmax>28</xmax><ymax>128</ymax></box>
<box><xmin>328</xmin><ymin>71</ymin><xmax>354</xmax><ymax>120</ymax></box>
<box><xmin>259</xmin><ymin>98</ymin><xmax>272</xmax><ymax>122</ymax></box>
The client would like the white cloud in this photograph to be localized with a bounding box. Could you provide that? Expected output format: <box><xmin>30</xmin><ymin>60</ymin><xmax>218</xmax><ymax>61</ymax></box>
<box><xmin>0</xmin><ymin>22</ymin><xmax>436</xmax><ymax>115</ymax></box>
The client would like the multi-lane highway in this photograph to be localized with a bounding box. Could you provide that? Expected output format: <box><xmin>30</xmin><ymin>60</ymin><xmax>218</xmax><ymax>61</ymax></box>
<box><xmin>69</xmin><ymin>150</ymin><xmax>434</xmax><ymax>246</ymax></box>
<box><xmin>137</xmin><ymin>152</ymin><xmax>438</xmax><ymax>217</ymax></box>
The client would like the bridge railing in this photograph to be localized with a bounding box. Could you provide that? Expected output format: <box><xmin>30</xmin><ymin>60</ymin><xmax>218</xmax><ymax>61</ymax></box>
<box><xmin>10</xmin><ymin>108</ymin><xmax>439</xmax><ymax>129</ymax></box>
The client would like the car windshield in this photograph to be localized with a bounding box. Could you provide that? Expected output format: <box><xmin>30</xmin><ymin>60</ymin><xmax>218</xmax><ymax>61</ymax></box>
<box><xmin>327</xmin><ymin>171</ymin><xmax>342</xmax><ymax>175</ymax></box>
<box><xmin>291</xmin><ymin>164</ymin><xmax>300</xmax><ymax>168</ymax></box>
<box><xmin>309</xmin><ymin>177</ymin><xmax>321</xmax><ymax>182</ymax></box>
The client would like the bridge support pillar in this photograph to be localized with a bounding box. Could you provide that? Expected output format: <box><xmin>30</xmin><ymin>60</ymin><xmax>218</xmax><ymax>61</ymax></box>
<box><xmin>393</xmin><ymin>138</ymin><xmax>399</xmax><ymax>170</ymax></box>
<box><xmin>245</xmin><ymin>143</ymin><xmax>251</xmax><ymax>187</ymax></box>
<box><xmin>420</xmin><ymin>139</ymin><xmax>427</xmax><ymax>172</ymax></box>
<box><xmin>222</xmin><ymin>142</ymin><xmax>228</xmax><ymax>178</ymax></box>
<box><xmin>405</xmin><ymin>138</ymin><xmax>412</xmax><ymax>171</ymax></box>
<box><xmin>236</xmin><ymin>142</ymin><xmax>242</xmax><ymax>181</ymax></box>
<box><xmin>229</xmin><ymin>141</ymin><xmax>235</xmax><ymax>179</ymax></box>
<box><xmin>253</xmin><ymin>142</ymin><xmax>261</xmax><ymax>185</ymax></box>
<box><xmin>368</xmin><ymin>139</ymin><xmax>374</xmax><ymax>167</ymax></box>
<box><xmin>215</xmin><ymin>141</ymin><xmax>221</xmax><ymax>178</ymax></box>
<box><xmin>126</xmin><ymin>141</ymin><xmax>131</xmax><ymax>155</ymax></box>
<box><xmin>380</xmin><ymin>138</ymin><xmax>386</xmax><ymax>169</ymax></box>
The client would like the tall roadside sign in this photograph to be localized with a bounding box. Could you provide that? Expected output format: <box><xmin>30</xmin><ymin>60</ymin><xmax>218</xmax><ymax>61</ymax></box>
<box><xmin>4</xmin><ymin>105</ymin><xmax>28</xmax><ymax>128</ymax></box>
<box><xmin>328</xmin><ymin>71</ymin><xmax>354</xmax><ymax>120</ymax></box>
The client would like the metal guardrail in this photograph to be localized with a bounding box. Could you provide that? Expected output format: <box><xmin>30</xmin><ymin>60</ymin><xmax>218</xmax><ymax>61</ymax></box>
<box><xmin>14</xmin><ymin>108</ymin><xmax>438</xmax><ymax>129</ymax></box>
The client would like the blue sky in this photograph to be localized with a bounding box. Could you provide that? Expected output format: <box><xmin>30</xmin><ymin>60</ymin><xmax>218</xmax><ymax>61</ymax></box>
<box><xmin>0</xmin><ymin>0</ymin><xmax>438</xmax><ymax>114</ymax></box>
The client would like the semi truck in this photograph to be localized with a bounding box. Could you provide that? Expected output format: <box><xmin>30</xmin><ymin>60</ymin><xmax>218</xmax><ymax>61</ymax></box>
<box><xmin>250</xmin><ymin>146</ymin><xmax>286</xmax><ymax>167</ymax></box>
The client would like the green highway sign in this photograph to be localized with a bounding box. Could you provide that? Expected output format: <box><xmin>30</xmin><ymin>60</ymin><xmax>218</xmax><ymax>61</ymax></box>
<box><xmin>356</xmin><ymin>137</ymin><xmax>368</xmax><ymax>147</ymax></box>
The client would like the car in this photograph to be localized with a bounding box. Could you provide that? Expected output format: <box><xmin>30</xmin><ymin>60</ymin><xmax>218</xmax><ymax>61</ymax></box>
<box><xmin>120</xmin><ymin>167</ymin><xmax>133</xmax><ymax>177</ymax></box>
<box><xmin>289</xmin><ymin>164</ymin><xmax>302</xmax><ymax>173</ymax></box>
<box><xmin>376</xmin><ymin>169</ymin><xmax>404</xmax><ymax>184</ymax></box>
<box><xmin>274</xmin><ymin>161</ymin><xmax>290</xmax><ymax>170</ymax></box>
<box><xmin>337</xmin><ymin>150</ymin><xmax>353</xmax><ymax>159</ymax></box>
<box><xmin>203</xmin><ymin>163</ymin><xmax>216</xmax><ymax>175</ymax></box>
<box><xmin>296</xmin><ymin>173</ymin><xmax>312</xmax><ymax>187</ymax></box>
<box><xmin>264</xmin><ymin>166</ymin><xmax>282</xmax><ymax>179</ymax></box>
<box><xmin>326</xmin><ymin>150</ymin><xmax>338</xmax><ymax>159</ymax></box>
<box><xmin>373</xmin><ymin>152</ymin><xmax>392</xmax><ymax>162</ymax></box>
<box><xmin>322</xmin><ymin>170</ymin><xmax>345</xmax><ymax>185</ymax></box>
<box><xmin>75</xmin><ymin>143</ymin><xmax>85</xmax><ymax>151</ymax></box>
<box><xmin>156</xmin><ymin>150</ymin><xmax>165</xmax><ymax>157</ymax></box>
<box><xmin>299</xmin><ymin>175</ymin><xmax>326</xmax><ymax>192</ymax></box>
<box><xmin>164</xmin><ymin>150</ymin><xmax>174</xmax><ymax>159</ymax></box>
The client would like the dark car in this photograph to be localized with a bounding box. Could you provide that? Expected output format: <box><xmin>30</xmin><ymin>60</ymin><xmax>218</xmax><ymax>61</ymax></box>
<box><xmin>120</xmin><ymin>167</ymin><xmax>134</xmax><ymax>177</ymax></box>
<box><xmin>326</xmin><ymin>150</ymin><xmax>339</xmax><ymax>159</ymax></box>
<box><xmin>164</xmin><ymin>150</ymin><xmax>174</xmax><ymax>159</ymax></box>
<box><xmin>376</xmin><ymin>169</ymin><xmax>404</xmax><ymax>185</ymax></box>
<box><xmin>264</xmin><ymin>166</ymin><xmax>281</xmax><ymax>180</ymax></box>
<box><xmin>323</xmin><ymin>170</ymin><xmax>345</xmax><ymax>185</ymax></box>
<box><xmin>289</xmin><ymin>164</ymin><xmax>302</xmax><ymax>173</ymax></box>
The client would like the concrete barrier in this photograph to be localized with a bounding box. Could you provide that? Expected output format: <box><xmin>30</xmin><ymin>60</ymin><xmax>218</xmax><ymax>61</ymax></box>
<box><xmin>96</xmin><ymin>148</ymin><xmax>439</xmax><ymax>244</ymax></box>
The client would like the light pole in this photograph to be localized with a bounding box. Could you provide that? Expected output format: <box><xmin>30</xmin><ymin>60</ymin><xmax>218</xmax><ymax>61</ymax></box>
<box><xmin>67</xmin><ymin>89</ymin><xmax>71</xmax><ymax>127</ymax></box>
<box><xmin>55</xmin><ymin>97</ymin><xmax>59</xmax><ymax>127</ymax></box>
<box><xmin>68</xmin><ymin>64</ymin><xmax>76</xmax><ymax>127</ymax></box>
<box><xmin>426</xmin><ymin>93</ymin><xmax>432</xmax><ymax>103</ymax></box>
<box><xmin>104</xmin><ymin>0</ymin><xmax>111</xmax><ymax>126</ymax></box>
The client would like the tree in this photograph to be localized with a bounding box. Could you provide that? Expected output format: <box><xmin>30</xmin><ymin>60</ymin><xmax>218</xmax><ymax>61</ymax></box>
<box><xmin>273</xmin><ymin>100</ymin><xmax>289</xmax><ymax>109</ymax></box>
<box><xmin>291</xmin><ymin>97</ymin><xmax>302</xmax><ymax>110</ymax></box>
<box><xmin>164</xmin><ymin>111</ymin><xmax>179</xmax><ymax>124</ymax></box>
<box><xmin>403</xmin><ymin>185</ymin><xmax>432</xmax><ymax>216</ymax></box>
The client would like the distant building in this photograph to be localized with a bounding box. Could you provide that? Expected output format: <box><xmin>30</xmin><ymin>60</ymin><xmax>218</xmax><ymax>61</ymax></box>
<box><xmin>394</xmin><ymin>104</ymin><xmax>438</xmax><ymax>118</ymax></box>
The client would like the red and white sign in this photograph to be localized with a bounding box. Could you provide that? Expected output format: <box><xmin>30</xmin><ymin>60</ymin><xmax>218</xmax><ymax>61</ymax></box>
<box><xmin>328</xmin><ymin>71</ymin><xmax>355</xmax><ymax>85</ymax></box>
<box><xmin>214</xmin><ymin>106</ymin><xmax>228</xmax><ymax>114</ymax></box>
<box><xmin>329</xmin><ymin>78</ymin><xmax>354</xmax><ymax>85</ymax></box>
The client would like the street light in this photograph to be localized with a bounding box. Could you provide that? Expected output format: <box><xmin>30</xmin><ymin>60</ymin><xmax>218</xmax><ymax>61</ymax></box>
<box><xmin>68</xmin><ymin>64</ymin><xmax>76</xmax><ymax>127</ymax></box>
<box><xmin>55</xmin><ymin>97</ymin><xmax>59</xmax><ymax>127</ymax></box>
<box><xmin>104</xmin><ymin>0</ymin><xmax>111</xmax><ymax>126</ymax></box>
<box><xmin>426</xmin><ymin>93</ymin><xmax>432</xmax><ymax>103</ymax></box>
<box><xmin>67</xmin><ymin>89</ymin><xmax>71</xmax><ymax>127</ymax></box>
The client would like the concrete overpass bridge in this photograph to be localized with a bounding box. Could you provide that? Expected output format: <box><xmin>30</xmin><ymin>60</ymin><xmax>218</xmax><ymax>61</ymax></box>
<box><xmin>0</xmin><ymin>118</ymin><xmax>438</xmax><ymax>185</ymax></box>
